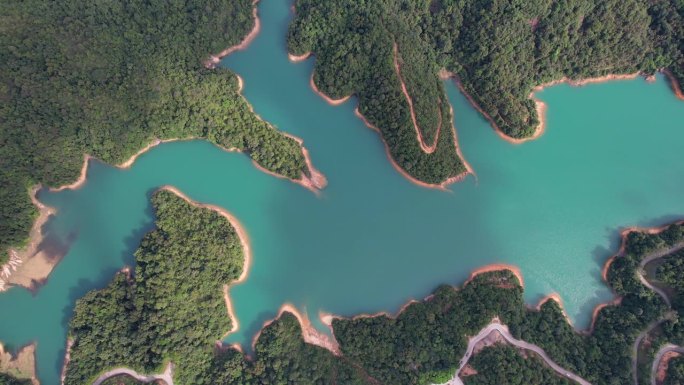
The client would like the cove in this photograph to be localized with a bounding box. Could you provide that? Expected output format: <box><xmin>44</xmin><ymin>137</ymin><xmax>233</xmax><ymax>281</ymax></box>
<box><xmin>2</xmin><ymin>0</ymin><xmax>684</xmax><ymax>383</ymax></box>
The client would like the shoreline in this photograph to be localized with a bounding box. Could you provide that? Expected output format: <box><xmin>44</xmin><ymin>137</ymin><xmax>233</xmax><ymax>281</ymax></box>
<box><xmin>309</xmin><ymin>75</ymin><xmax>351</xmax><ymax>106</ymax></box>
<box><xmin>60</xmin><ymin>338</ymin><xmax>74</xmax><ymax>385</ymax></box>
<box><xmin>296</xmin><ymin>220</ymin><xmax>684</xmax><ymax>351</ymax></box>
<box><xmin>440</xmin><ymin>69</ymin><xmax>547</xmax><ymax>145</ymax></box>
<box><xmin>0</xmin><ymin>342</ymin><xmax>38</xmax><ymax>385</ymax></box>
<box><xmin>464</xmin><ymin>263</ymin><xmax>524</xmax><ymax>288</ymax></box>
<box><xmin>231</xmin><ymin>218</ymin><xmax>683</xmax><ymax>375</ymax></box>
<box><xmin>601</xmin><ymin>221</ymin><xmax>684</xmax><ymax>281</ymax></box>
<box><xmin>249</xmin><ymin>304</ymin><xmax>341</xmax><ymax>356</ymax></box>
<box><xmin>440</xmin><ymin>70</ymin><xmax>681</xmax><ymax>146</ymax></box>
<box><xmin>353</xmin><ymin>108</ymin><xmax>472</xmax><ymax>190</ymax></box>
<box><xmin>157</xmin><ymin>186</ymin><xmax>253</xmax><ymax>343</ymax></box>
<box><xmin>204</xmin><ymin>0</ymin><xmax>261</xmax><ymax>69</ymax></box>
<box><xmin>1</xmin><ymin>186</ymin><xmax>58</xmax><ymax>292</ymax></box>
<box><xmin>288</xmin><ymin>52</ymin><xmax>311</xmax><ymax>63</ymax></box>
<box><xmin>532</xmin><ymin>293</ymin><xmax>575</xmax><ymax>327</ymax></box>
<box><xmin>393</xmin><ymin>43</ymin><xmax>441</xmax><ymax>154</ymax></box>
<box><xmin>663</xmin><ymin>69</ymin><xmax>684</xmax><ymax>100</ymax></box>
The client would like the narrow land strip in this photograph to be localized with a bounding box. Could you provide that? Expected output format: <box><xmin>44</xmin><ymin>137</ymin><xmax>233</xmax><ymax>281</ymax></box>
<box><xmin>393</xmin><ymin>42</ymin><xmax>442</xmax><ymax>154</ymax></box>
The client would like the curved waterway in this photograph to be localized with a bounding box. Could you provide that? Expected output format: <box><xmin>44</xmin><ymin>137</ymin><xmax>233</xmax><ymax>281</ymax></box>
<box><xmin>2</xmin><ymin>1</ymin><xmax>684</xmax><ymax>383</ymax></box>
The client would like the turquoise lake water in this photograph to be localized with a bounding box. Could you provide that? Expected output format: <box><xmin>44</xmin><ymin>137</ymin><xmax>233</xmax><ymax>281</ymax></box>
<box><xmin>2</xmin><ymin>1</ymin><xmax>684</xmax><ymax>383</ymax></box>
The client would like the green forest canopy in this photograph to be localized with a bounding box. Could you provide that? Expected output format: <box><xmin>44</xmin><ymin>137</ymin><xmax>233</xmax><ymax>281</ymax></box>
<box><xmin>463</xmin><ymin>344</ymin><xmax>572</xmax><ymax>385</ymax></box>
<box><xmin>288</xmin><ymin>0</ymin><xmax>684</xmax><ymax>184</ymax></box>
<box><xmin>0</xmin><ymin>0</ymin><xmax>309</xmax><ymax>261</ymax></box>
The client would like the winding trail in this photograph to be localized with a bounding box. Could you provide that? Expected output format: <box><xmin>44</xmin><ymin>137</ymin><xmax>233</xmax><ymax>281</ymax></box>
<box><xmin>630</xmin><ymin>241</ymin><xmax>684</xmax><ymax>385</ymax></box>
<box><xmin>652</xmin><ymin>344</ymin><xmax>684</xmax><ymax>385</ymax></box>
<box><xmin>633</xmin><ymin>316</ymin><xmax>674</xmax><ymax>385</ymax></box>
<box><xmin>91</xmin><ymin>363</ymin><xmax>173</xmax><ymax>385</ymax></box>
<box><xmin>637</xmin><ymin>241</ymin><xmax>684</xmax><ymax>308</ymax></box>
<box><xmin>438</xmin><ymin>322</ymin><xmax>590</xmax><ymax>385</ymax></box>
<box><xmin>392</xmin><ymin>42</ymin><xmax>442</xmax><ymax>154</ymax></box>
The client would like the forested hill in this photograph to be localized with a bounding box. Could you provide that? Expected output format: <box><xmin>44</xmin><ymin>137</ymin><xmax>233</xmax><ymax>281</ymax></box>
<box><xmin>288</xmin><ymin>0</ymin><xmax>684</xmax><ymax>184</ymax></box>
<box><xmin>0</xmin><ymin>0</ymin><xmax>308</xmax><ymax>260</ymax></box>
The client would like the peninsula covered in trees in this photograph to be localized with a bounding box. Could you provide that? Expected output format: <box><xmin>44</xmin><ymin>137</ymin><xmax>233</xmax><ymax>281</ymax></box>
<box><xmin>0</xmin><ymin>0</ymin><xmax>310</xmax><ymax>263</ymax></box>
<box><xmin>288</xmin><ymin>0</ymin><xmax>684</xmax><ymax>185</ymax></box>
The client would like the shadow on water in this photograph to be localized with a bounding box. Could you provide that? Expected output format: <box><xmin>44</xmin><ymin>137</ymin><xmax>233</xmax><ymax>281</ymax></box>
<box><xmin>27</xmin><ymin>228</ymin><xmax>77</xmax><ymax>294</ymax></box>
<box><xmin>52</xmin><ymin>192</ymin><xmax>157</xmax><ymax>379</ymax></box>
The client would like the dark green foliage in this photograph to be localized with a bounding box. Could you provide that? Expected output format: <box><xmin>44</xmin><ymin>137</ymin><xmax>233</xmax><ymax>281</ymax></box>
<box><xmin>463</xmin><ymin>345</ymin><xmax>572</xmax><ymax>385</ymax></box>
<box><xmin>288</xmin><ymin>0</ymin><xmax>467</xmax><ymax>185</ymax></box>
<box><xmin>65</xmin><ymin>190</ymin><xmax>244</xmax><ymax>385</ymax></box>
<box><xmin>0</xmin><ymin>373</ymin><xmax>31</xmax><ymax>385</ymax></box>
<box><xmin>0</xmin><ymin>374</ymin><xmax>31</xmax><ymax>385</ymax></box>
<box><xmin>665</xmin><ymin>355</ymin><xmax>684</xmax><ymax>385</ymax></box>
<box><xmin>657</xmin><ymin>250</ymin><xmax>684</xmax><ymax>309</ymax></box>
<box><xmin>288</xmin><ymin>0</ymin><xmax>684</xmax><ymax>184</ymax></box>
<box><xmin>0</xmin><ymin>0</ymin><xmax>307</xmax><ymax>255</ymax></box>
<box><xmin>209</xmin><ymin>313</ymin><xmax>374</xmax><ymax>385</ymax></box>
<box><xmin>333</xmin><ymin>272</ymin><xmax>525</xmax><ymax>385</ymax></box>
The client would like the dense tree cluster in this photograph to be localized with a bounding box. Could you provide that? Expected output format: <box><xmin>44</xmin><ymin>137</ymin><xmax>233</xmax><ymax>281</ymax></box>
<box><xmin>333</xmin><ymin>272</ymin><xmax>525</xmax><ymax>385</ymax></box>
<box><xmin>0</xmin><ymin>373</ymin><xmax>31</xmax><ymax>385</ymax></box>
<box><xmin>207</xmin><ymin>313</ymin><xmax>374</xmax><ymax>385</ymax></box>
<box><xmin>64</xmin><ymin>190</ymin><xmax>245</xmax><ymax>385</ymax></box>
<box><xmin>657</xmin><ymin>250</ymin><xmax>684</xmax><ymax>310</ymax></box>
<box><xmin>0</xmin><ymin>0</ymin><xmax>308</xmax><ymax>256</ymax></box>
<box><xmin>665</xmin><ymin>355</ymin><xmax>684</xmax><ymax>385</ymax></box>
<box><xmin>463</xmin><ymin>345</ymin><xmax>572</xmax><ymax>385</ymax></box>
<box><xmin>288</xmin><ymin>0</ymin><xmax>684</xmax><ymax>184</ymax></box>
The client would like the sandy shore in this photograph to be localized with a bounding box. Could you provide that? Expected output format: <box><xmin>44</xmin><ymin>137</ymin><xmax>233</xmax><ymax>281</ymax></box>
<box><xmin>440</xmin><ymin>70</ymin><xmax>547</xmax><ymax>145</ymax></box>
<box><xmin>393</xmin><ymin>43</ymin><xmax>441</xmax><ymax>154</ymax></box>
<box><xmin>595</xmin><ymin>221</ymin><xmax>684</xmax><ymax>333</ymax></box>
<box><xmin>0</xmin><ymin>343</ymin><xmax>38</xmax><ymax>385</ymax></box>
<box><xmin>354</xmin><ymin>108</ymin><xmax>472</xmax><ymax>190</ymax></box>
<box><xmin>60</xmin><ymin>338</ymin><xmax>74</xmax><ymax>385</ymax></box>
<box><xmin>50</xmin><ymin>155</ymin><xmax>90</xmax><ymax>192</ymax></box>
<box><xmin>204</xmin><ymin>0</ymin><xmax>261</xmax><ymax>69</ymax></box>
<box><xmin>309</xmin><ymin>75</ymin><xmax>351</xmax><ymax>106</ymax></box>
<box><xmin>158</xmin><ymin>186</ymin><xmax>252</xmax><ymax>342</ymax></box>
<box><xmin>1</xmin><ymin>186</ymin><xmax>58</xmax><ymax>292</ymax></box>
<box><xmin>531</xmin><ymin>293</ymin><xmax>576</xmax><ymax>327</ymax></box>
<box><xmin>303</xmin><ymin>265</ymin><xmax>526</xmax><ymax>370</ymax></box>
<box><xmin>288</xmin><ymin>52</ymin><xmax>311</xmax><ymax>62</ymax></box>
<box><xmin>250</xmin><ymin>304</ymin><xmax>341</xmax><ymax>355</ymax></box>
<box><xmin>663</xmin><ymin>70</ymin><xmax>684</xmax><ymax>101</ymax></box>
<box><xmin>602</xmin><ymin>221</ymin><xmax>684</xmax><ymax>281</ymax></box>
<box><xmin>440</xmin><ymin>70</ymin><xmax>667</xmax><ymax>145</ymax></box>
<box><xmin>464</xmin><ymin>263</ymin><xmax>524</xmax><ymax>288</ymax></box>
